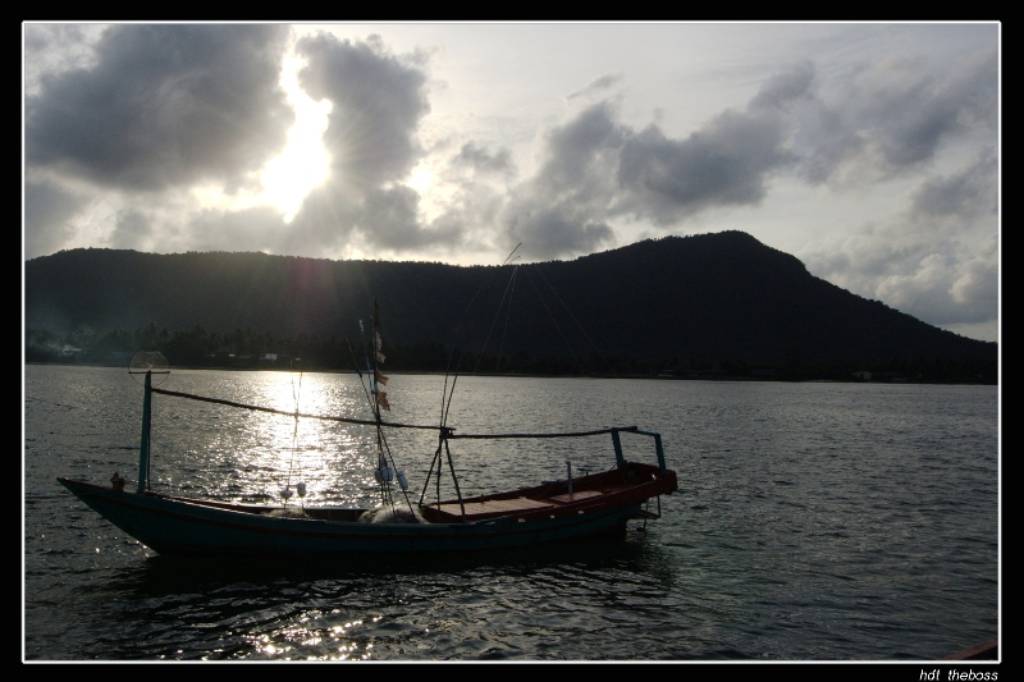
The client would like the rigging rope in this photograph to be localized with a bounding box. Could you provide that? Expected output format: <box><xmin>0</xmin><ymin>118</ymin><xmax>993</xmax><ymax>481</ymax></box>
<box><xmin>153</xmin><ymin>385</ymin><xmax>637</xmax><ymax>440</ymax></box>
<box><xmin>151</xmin><ymin>387</ymin><xmax>444</xmax><ymax>431</ymax></box>
<box><xmin>494</xmin><ymin>264</ymin><xmax>520</xmax><ymax>372</ymax></box>
<box><xmin>438</xmin><ymin>243</ymin><xmax>523</xmax><ymax>428</ymax></box>
<box><xmin>282</xmin><ymin>366</ymin><xmax>304</xmax><ymax>505</ymax></box>
<box><xmin>524</xmin><ymin>266</ymin><xmax>582</xmax><ymax>370</ymax></box>
<box><xmin>442</xmin><ymin>256</ymin><xmax>521</xmax><ymax>428</ymax></box>
<box><xmin>533</xmin><ymin>263</ymin><xmax>604</xmax><ymax>356</ymax></box>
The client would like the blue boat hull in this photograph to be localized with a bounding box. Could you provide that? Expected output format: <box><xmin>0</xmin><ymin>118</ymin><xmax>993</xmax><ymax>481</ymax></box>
<box><xmin>57</xmin><ymin>478</ymin><xmax>645</xmax><ymax>557</ymax></box>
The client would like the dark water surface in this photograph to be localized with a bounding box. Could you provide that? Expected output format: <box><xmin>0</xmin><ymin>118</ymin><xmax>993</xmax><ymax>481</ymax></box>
<box><xmin>24</xmin><ymin>365</ymin><xmax>998</xmax><ymax>660</ymax></box>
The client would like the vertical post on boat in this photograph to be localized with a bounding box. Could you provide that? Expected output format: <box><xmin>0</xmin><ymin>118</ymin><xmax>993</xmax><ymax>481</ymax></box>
<box><xmin>653</xmin><ymin>432</ymin><xmax>666</xmax><ymax>472</ymax></box>
<box><xmin>611</xmin><ymin>428</ymin><xmax>625</xmax><ymax>469</ymax></box>
<box><xmin>419</xmin><ymin>442</ymin><xmax>441</xmax><ymax>506</ymax></box>
<box><xmin>137</xmin><ymin>370</ymin><xmax>152</xmax><ymax>494</ymax></box>
<box><xmin>369</xmin><ymin>299</ymin><xmax>391</xmax><ymax>509</ymax></box>
<box><xmin>436</xmin><ymin>460</ymin><xmax>442</xmax><ymax>513</ymax></box>
<box><xmin>443</xmin><ymin>436</ymin><xmax>467</xmax><ymax>520</ymax></box>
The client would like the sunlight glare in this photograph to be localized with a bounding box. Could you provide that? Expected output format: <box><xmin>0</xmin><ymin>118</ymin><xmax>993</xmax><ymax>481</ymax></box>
<box><xmin>402</xmin><ymin>158</ymin><xmax>457</xmax><ymax>224</ymax></box>
<box><xmin>260</xmin><ymin>51</ymin><xmax>333</xmax><ymax>223</ymax></box>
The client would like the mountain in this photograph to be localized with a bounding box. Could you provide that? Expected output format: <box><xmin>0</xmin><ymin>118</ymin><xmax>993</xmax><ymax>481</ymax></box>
<box><xmin>24</xmin><ymin>231</ymin><xmax>997</xmax><ymax>382</ymax></box>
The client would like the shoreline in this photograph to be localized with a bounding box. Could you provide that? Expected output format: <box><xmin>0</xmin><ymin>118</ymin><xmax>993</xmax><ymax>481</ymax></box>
<box><xmin>23</xmin><ymin>360</ymin><xmax>998</xmax><ymax>387</ymax></box>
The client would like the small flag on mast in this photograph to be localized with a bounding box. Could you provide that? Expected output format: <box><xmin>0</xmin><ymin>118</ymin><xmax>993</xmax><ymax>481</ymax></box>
<box><xmin>372</xmin><ymin>300</ymin><xmax>390</xmax><ymax>411</ymax></box>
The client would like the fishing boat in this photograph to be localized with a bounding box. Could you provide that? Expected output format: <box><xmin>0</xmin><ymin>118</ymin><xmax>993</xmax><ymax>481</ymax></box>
<box><xmin>58</xmin><ymin>307</ymin><xmax>678</xmax><ymax>559</ymax></box>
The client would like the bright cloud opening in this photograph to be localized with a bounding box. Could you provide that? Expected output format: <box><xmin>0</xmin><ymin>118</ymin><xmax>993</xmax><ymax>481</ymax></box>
<box><xmin>259</xmin><ymin>49</ymin><xmax>333</xmax><ymax>223</ymax></box>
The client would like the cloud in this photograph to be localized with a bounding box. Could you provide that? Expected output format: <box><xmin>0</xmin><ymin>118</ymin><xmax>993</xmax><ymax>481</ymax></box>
<box><xmin>615</xmin><ymin>110</ymin><xmax>790</xmax><ymax>224</ymax></box>
<box><xmin>108</xmin><ymin>208</ymin><xmax>153</xmax><ymax>251</ymax></box>
<box><xmin>284</xmin><ymin>182</ymin><xmax>462</xmax><ymax>255</ymax></box>
<box><xmin>750</xmin><ymin>60</ymin><xmax>815</xmax><ymax>110</ymax></box>
<box><xmin>186</xmin><ymin>205</ymin><xmax>296</xmax><ymax>254</ymax></box>
<box><xmin>24</xmin><ymin>177</ymin><xmax>87</xmax><ymax>258</ymax></box>
<box><xmin>800</xmin><ymin>146</ymin><xmax>999</xmax><ymax>335</ymax></box>
<box><xmin>949</xmin><ymin>255</ymin><xmax>997</xmax><ymax>321</ymax></box>
<box><xmin>297</xmin><ymin>34</ymin><xmax>431</xmax><ymax>191</ymax></box>
<box><xmin>498</xmin><ymin>75</ymin><xmax>798</xmax><ymax>257</ymax></box>
<box><xmin>862</xmin><ymin>52</ymin><xmax>997</xmax><ymax>170</ymax></box>
<box><xmin>785</xmin><ymin>49</ymin><xmax>998</xmax><ymax>183</ymax></box>
<box><xmin>423</xmin><ymin>163</ymin><xmax>509</xmax><ymax>254</ymax></box>
<box><xmin>787</xmin><ymin>100</ymin><xmax>865</xmax><ymax>185</ymax></box>
<box><xmin>451</xmin><ymin>142</ymin><xmax>515</xmax><ymax>177</ymax></box>
<box><xmin>805</xmin><ymin>235</ymin><xmax>996</xmax><ymax>330</ymax></box>
<box><xmin>29</xmin><ymin>30</ymin><xmax>463</xmax><ymax>262</ymax></box>
<box><xmin>568</xmin><ymin>73</ymin><xmax>624</xmax><ymax>100</ymax></box>
<box><xmin>541</xmin><ymin>101</ymin><xmax>627</xmax><ymax>193</ymax></box>
<box><xmin>24</xmin><ymin>24</ymin><xmax>106</xmax><ymax>94</ymax></box>
<box><xmin>911</xmin><ymin>148</ymin><xmax>997</xmax><ymax>222</ymax></box>
<box><xmin>26</xmin><ymin>24</ymin><xmax>293</xmax><ymax>192</ymax></box>
<box><xmin>504</xmin><ymin>203</ymin><xmax>614</xmax><ymax>258</ymax></box>
<box><xmin>499</xmin><ymin>102</ymin><xmax>625</xmax><ymax>258</ymax></box>
<box><xmin>278</xmin><ymin>33</ymin><xmax>471</xmax><ymax>256</ymax></box>
<box><xmin>359</xmin><ymin>185</ymin><xmax>460</xmax><ymax>250</ymax></box>
<box><xmin>851</xmin><ymin>238</ymin><xmax>997</xmax><ymax>333</ymax></box>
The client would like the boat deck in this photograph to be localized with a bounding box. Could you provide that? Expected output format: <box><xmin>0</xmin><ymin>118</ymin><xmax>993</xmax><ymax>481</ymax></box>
<box><xmin>415</xmin><ymin>462</ymin><xmax>675</xmax><ymax>523</ymax></box>
<box><xmin>432</xmin><ymin>489</ymin><xmax>605</xmax><ymax>518</ymax></box>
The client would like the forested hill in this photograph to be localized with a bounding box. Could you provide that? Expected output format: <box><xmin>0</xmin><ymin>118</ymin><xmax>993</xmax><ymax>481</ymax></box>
<box><xmin>25</xmin><ymin>231</ymin><xmax>997</xmax><ymax>382</ymax></box>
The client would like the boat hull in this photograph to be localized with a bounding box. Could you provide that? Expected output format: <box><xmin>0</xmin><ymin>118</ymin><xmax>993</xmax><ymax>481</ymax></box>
<box><xmin>57</xmin><ymin>475</ymin><xmax>666</xmax><ymax>558</ymax></box>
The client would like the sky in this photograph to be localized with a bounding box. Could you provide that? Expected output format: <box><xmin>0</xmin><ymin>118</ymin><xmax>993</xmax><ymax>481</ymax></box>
<box><xmin>22</xmin><ymin>22</ymin><xmax>1000</xmax><ymax>341</ymax></box>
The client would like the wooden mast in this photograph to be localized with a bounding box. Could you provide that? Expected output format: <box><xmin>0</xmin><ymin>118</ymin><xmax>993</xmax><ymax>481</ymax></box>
<box><xmin>137</xmin><ymin>370</ymin><xmax>152</xmax><ymax>494</ymax></box>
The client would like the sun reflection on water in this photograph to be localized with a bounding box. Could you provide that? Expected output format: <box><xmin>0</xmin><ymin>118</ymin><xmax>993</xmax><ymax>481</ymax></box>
<box><xmin>158</xmin><ymin>370</ymin><xmax>389</xmax><ymax>508</ymax></box>
<box><xmin>247</xmin><ymin>372</ymin><xmax>381</xmax><ymax>508</ymax></box>
<box><xmin>242</xmin><ymin>611</ymin><xmax>378</xmax><ymax>661</ymax></box>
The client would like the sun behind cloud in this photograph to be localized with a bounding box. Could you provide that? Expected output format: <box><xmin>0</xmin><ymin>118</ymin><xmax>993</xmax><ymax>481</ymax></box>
<box><xmin>259</xmin><ymin>47</ymin><xmax>333</xmax><ymax>223</ymax></box>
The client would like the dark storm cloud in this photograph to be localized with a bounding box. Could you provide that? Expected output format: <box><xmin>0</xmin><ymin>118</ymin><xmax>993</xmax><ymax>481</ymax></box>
<box><xmin>26</xmin><ymin>24</ymin><xmax>292</xmax><ymax>192</ymax></box>
<box><xmin>24</xmin><ymin>178</ymin><xmax>86</xmax><ymax>258</ymax></box>
<box><xmin>615</xmin><ymin>110</ymin><xmax>790</xmax><ymax>224</ymax></box>
<box><xmin>542</xmin><ymin>101</ymin><xmax>627</xmax><ymax>193</ymax></box>
<box><xmin>503</xmin><ymin>54</ymin><xmax>995</xmax><ymax>258</ymax></box>
<box><xmin>502</xmin><ymin>80</ymin><xmax>799</xmax><ymax>257</ymax></box>
<box><xmin>297</xmin><ymin>34</ymin><xmax>431</xmax><ymax>191</ymax></box>
<box><xmin>500</xmin><ymin>102</ymin><xmax>624</xmax><ymax>258</ymax></box>
<box><xmin>505</xmin><ymin>202</ymin><xmax>614</xmax><ymax>258</ymax></box>
<box><xmin>567</xmin><ymin>73</ymin><xmax>623</xmax><ymax>100</ymax></box>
